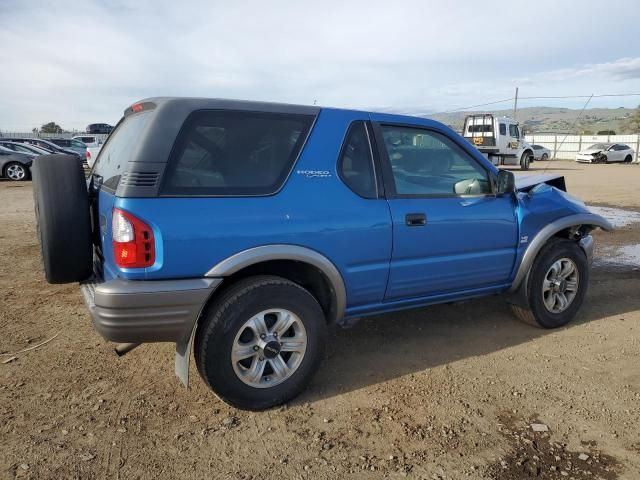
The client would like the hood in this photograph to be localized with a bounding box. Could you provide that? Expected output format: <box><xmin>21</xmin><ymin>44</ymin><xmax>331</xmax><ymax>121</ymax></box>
<box><xmin>515</xmin><ymin>173</ymin><xmax>566</xmax><ymax>192</ymax></box>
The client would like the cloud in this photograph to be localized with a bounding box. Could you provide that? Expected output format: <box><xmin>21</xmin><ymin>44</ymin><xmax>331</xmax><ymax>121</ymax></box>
<box><xmin>1</xmin><ymin>0</ymin><xmax>639</xmax><ymax>131</ymax></box>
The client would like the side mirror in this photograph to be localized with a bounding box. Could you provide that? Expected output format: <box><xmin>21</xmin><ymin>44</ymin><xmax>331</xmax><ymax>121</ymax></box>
<box><xmin>496</xmin><ymin>169</ymin><xmax>515</xmax><ymax>195</ymax></box>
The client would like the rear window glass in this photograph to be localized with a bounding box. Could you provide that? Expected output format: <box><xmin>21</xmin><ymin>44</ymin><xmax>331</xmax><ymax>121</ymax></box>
<box><xmin>93</xmin><ymin>111</ymin><xmax>152</xmax><ymax>190</ymax></box>
<box><xmin>162</xmin><ymin>110</ymin><xmax>314</xmax><ymax>196</ymax></box>
<box><xmin>467</xmin><ymin>124</ymin><xmax>492</xmax><ymax>133</ymax></box>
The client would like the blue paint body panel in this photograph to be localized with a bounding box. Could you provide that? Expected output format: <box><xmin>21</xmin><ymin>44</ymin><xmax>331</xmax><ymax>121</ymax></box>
<box><xmin>95</xmin><ymin>104</ymin><xmax>596</xmax><ymax>318</ymax></box>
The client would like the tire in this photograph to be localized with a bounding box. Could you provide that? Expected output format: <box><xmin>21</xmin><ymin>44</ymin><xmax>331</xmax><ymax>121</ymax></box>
<box><xmin>3</xmin><ymin>162</ymin><xmax>30</xmax><ymax>181</ymax></box>
<box><xmin>32</xmin><ymin>154</ymin><xmax>93</xmax><ymax>284</ymax></box>
<box><xmin>520</xmin><ymin>152</ymin><xmax>531</xmax><ymax>170</ymax></box>
<box><xmin>541</xmin><ymin>153</ymin><xmax>548</xmax><ymax>161</ymax></box>
<box><xmin>601</xmin><ymin>155</ymin><xmax>608</xmax><ymax>164</ymax></box>
<box><xmin>511</xmin><ymin>238</ymin><xmax>588</xmax><ymax>328</ymax></box>
<box><xmin>195</xmin><ymin>275</ymin><xmax>327</xmax><ymax>410</ymax></box>
<box><xmin>624</xmin><ymin>155</ymin><xmax>632</xmax><ymax>163</ymax></box>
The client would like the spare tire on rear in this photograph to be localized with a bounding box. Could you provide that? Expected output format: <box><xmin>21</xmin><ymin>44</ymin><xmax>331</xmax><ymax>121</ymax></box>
<box><xmin>32</xmin><ymin>154</ymin><xmax>93</xmax><ymax>284</ymax></box>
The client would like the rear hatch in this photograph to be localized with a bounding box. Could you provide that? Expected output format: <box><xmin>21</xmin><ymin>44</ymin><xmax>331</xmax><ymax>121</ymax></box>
<box><xmin>463</xmin><ymin>114</ymin><xmax>496</xmax><ymax>149</ymax></box>
<box><xmin>88</xmin><ymin>106</ymin><xmax>154</xmax><ymax>280</ymax></box>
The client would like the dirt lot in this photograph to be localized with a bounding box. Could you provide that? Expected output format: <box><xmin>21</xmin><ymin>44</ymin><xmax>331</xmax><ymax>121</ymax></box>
<box><xmin>1</xmin><ymin>160</ymin><xmax>639</xmax><ymax>479</ymax></box>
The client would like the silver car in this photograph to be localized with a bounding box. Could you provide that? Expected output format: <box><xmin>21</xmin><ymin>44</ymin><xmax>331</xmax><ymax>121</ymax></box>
<box><xmin>532</xmin><ymin>144</ymin><xmax>551</xmax><ymax>160</ymax></box>
<box><xmin>576</xmin><ymin>143</ymin><xmax>635</xmax><ymax>163</ymax></box>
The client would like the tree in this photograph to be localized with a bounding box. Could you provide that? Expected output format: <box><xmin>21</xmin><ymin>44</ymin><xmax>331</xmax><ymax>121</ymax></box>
<box><xmin>40</xmin><ymin>122</ymin><xmax>64</xmax><ymax>134</ymax></box>
<box><xmin>624</xmin><ymin>105</ymin><xmax>640</xmax><ymax>133</ymax></box>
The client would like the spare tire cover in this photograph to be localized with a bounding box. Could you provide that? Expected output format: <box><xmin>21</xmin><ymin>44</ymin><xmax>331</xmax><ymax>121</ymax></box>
<box><xmin>32</xmin><ymin>154</ymin><xmax>93</xmax><ymax>284</ymax></box>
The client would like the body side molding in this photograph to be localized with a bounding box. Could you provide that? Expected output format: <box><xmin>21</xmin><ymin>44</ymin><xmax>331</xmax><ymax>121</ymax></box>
<box><xmin>205</xmin><ymin>244</ymin><xmax>347</xmax><ymax>323</ymax></box>
<box><xmin>509</xmin><ymin>213</ymin><xmax>613</xmax><ymax>292</ymax></box>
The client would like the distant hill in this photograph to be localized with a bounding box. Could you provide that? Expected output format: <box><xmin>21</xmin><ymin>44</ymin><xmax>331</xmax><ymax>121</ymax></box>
<box><xmin>387</xmin><ymin>106</ymin><xmax>637</xmax><ymax>135</ymax></box>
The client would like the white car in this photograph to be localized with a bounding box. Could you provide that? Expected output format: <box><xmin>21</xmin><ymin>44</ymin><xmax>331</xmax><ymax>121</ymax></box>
<box><xmin>72</xmin><ymin>135</ymin><xmax>102</xmax><ymax>148</ymax></box>
<box><xmin>576</xmin><ymin>143</ymin><xmax>635</xmax><ymax>163</ymax></box>
<box><xmin>531</xmin><ymin>144</ymin><xmax>551</xmax><ymax>160</ymax></box>
<box><xmin>85</xmin><ymin>145</ymin><xmax>102</xmax><ymax>169</ymax></box>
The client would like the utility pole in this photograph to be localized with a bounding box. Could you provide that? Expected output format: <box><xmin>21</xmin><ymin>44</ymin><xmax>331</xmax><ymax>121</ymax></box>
<box><xmin>513</xmin><ymin>87</ymin><xmax>519</xmax><ymax>121</ymax></box>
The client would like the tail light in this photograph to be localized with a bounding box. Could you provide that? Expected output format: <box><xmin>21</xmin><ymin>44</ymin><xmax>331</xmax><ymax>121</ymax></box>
<box><xmin>86</xmin><ymin>149</ymin><xmax>91</xmax><ymax>160</ymax></box>
<box><xmin>112</xmin><ymin>208</ymin><xmax>155</xmax><ymax>268</ymax></box>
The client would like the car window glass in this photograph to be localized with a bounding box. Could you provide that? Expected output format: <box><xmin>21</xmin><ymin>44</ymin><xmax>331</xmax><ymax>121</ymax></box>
<box><xmin>338</xmin><ymin>122</ymin><xmax>376</xmax><ymax>198</ymax></box>
<box><xmin>381</xmin><ymin>126</ymin><xmax>491</xmax><ymax>196</ymax></box>
<box><xmin>499</xmin><ymin>123</ymin><xmax>506</xmax><ymax>135</ymax></box>
<box><xmin>93</xmin><ymin>111</ymin><xmax>152</xmax><ymax>190</ymax></box>
<box><xmin>163</xmin><ymin>110</ymin><xmax>314</xmax><ymax>196</ymax></box>
<box><xmin>509</xmin><ymin>124</ymin><xmax>518</xmax><ymax>137</ymax></box>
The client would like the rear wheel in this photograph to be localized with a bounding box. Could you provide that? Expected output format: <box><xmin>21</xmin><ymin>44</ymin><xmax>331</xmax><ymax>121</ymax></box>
<box><xmin>195</xmin><ymin>276</ymin><xmax>327</xmax><ymax>410</ymax></box>
<box><xmin>511</xmin><ymin>239</ymin><xmax>588</xmax><ymax>328</ymax></box>
<box><xmin>541</xmin><ymin>153</ymin><xmax>548</xmax><ymax>161</ymax></box>
<box><xmin>624</xmin><ymin>155</ymin><xmax>633</xmax><ymax>163</ymax></box>
<box><xmin>4</xmin><ymin>162</ymin><xmax>30</xmax><ymax>181</ymax></box>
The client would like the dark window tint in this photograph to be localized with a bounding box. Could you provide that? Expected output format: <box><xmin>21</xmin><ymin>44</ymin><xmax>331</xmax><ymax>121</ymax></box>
<box><xmin>162</xmin><ymin>110</ymin><xmax>314</xmax><ymax>196</ymax></box>
<box><xmin>381</xmin><ymin>126</ymin><xmax>491</xmax><ymax>196</ymax></box>
<box><xmin>338</xmin><ymin>122</ymin><xmax>376</xmax><ymax>198</ymax></box>
<box><xmin>499</xmin><ymin>123</ymin><xmax>506</xmax><ymax>135</ymax></box>
<box><xmin>93</xmin><ymin>111</ymin><xmax>152</xmax><ymax>190</ymax></box>
<box><xmin>467</xmin><ymin>124</ymin><xmax>493</xmax><ymax>133</ymax></box>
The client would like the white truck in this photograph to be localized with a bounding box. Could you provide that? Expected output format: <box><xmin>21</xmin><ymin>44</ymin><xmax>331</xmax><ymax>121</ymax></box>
<box><xmin>462</xmin><ymin>114</ymin><xmax>534</xmax><ymax>170</ymax></box>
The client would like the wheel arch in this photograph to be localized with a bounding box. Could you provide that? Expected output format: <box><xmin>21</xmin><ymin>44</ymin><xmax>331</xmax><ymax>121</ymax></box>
<box><xmin>204</xmin><ymin>245</ymin><xmax>347</xmax><ymax>324</ymax></box>
<box><xmin>509</xmin><ymin>213</ymin><xmax>613</xmax><ymax>294</ymax></box>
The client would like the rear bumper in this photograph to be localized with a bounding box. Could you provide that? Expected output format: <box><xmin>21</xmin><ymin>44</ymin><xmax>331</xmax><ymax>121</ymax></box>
<box><xmin>80</xmin><ymin>277</ymin><xmax>221</xmax><ymax>343</ymax></box>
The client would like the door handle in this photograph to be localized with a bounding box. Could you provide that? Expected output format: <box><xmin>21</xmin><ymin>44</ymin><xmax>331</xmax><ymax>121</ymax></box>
<box><xmin>405</xmin><ymin>213</ymin><xmax>426</xmax><ymax>226</ymax></box>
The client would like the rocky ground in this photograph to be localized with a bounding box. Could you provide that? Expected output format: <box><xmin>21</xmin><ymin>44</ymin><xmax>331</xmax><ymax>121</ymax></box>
<box><xmin>1</xmin><ymin>160</ymin><xmax>639</xmax><ymax>479</ymax></box>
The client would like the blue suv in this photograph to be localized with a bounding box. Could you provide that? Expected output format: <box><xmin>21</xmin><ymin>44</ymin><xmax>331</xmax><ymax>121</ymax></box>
<box><xmin>32</xmin><ymin>98</ymin><xmax>612</xmax><ymax>410</ymax></box>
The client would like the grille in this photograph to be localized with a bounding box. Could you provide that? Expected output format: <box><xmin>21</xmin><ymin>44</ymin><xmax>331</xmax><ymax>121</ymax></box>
<box><xmin>120</xmin><ymin>171</ymin><xmax>159</xmax><ymax>187</ymax></box>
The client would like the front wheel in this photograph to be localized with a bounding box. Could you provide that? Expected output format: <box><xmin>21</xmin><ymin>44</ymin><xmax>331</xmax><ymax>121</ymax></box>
<box><xmin>520</xmin><ymin>152</ymin><xmax>531</xmax><ymax>170</ymax></box>
<box><xmin>4</xmin><ymin>162</ymin><xmax>30</xmax><ymax>181</ymax></box>
<box><xmin>195</xmin><ymin>276</ymin><xmax>327</xmax><ymax>410</ymax></box>
<box><xmin>511</xmin><ymin>239</ymin><xmax>588</xmax><ymax>328</ymax></box>
<box><xmin>541</xmin><ymin>153</ymin><xmax>548</xmax><ymax>161</ymax></box>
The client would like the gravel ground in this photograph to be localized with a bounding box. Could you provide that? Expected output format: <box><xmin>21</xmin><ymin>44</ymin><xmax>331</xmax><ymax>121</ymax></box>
<box><xmin>1</xmin><ymin>160</ymin><xmax>639</xmax><ymax>479</ymax></box>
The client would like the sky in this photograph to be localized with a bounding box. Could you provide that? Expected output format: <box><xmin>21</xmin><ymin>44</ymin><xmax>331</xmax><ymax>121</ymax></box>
<box><xmin>1</xmin><ymin>0</ymin><xmax>640</xmax><ymax>131</ymax></box>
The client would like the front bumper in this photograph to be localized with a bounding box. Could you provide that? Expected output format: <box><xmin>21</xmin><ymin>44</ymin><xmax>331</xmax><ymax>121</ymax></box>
<box><xmin>80</xmin><ymin>277</ymin><xmax>221</xmax><ymax>343</ymax></box>
<box><xmin>575</xmin><ymin>155</ymin><xmax>595</xmax><ymax>163</ymax></box>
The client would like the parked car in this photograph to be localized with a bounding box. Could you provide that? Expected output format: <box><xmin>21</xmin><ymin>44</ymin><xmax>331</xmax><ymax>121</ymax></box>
<box><xmin>0</xmin><ymin>141</ymin><xmax>50</xmax><ymax>156</ymax></box>
<box><xmin>86</xmin><ymin>123</ymin><xmax>113</xmax><ymax>134</ymax></box>
<box><xmin>49</xmin><ymin>138</ymin><xmax>91</xmax><ymax>156</ymax></box>
<box><xmin>0</xmin><ymin>145</ymin><xmax>33</xmax><ymax>181</ymax></box>
<box><xmin>73</xmin><ymin>135</ymin><xmax>103</xmax><ymax>148</ymax></box>
<box><xmin>4</xmin><ymin>138</ymin><xmax>81</xmax><ymax>158</ymax></box>
<box><xmin>32</xmin><ymin>98</ymin><xmax>612</xmax><ymax>410</ymax></box>
<box><xmin>532</xmin><ymin>144</ymin><xmax>551</xmax><ymax>160</ymax></box>
<box><xmin>576</xmin><ymin>143</ymin><xmax>635</xmax><ymax>163</ymax></box>
<box><xmin>85</xmin><ymin>144</ymin><xmax>102</xmax><ymax>169</ymax></box>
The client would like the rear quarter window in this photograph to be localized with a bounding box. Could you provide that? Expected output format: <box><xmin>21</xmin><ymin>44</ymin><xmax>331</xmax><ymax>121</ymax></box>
<box><xmin>93</xmin><ymin>111</ymin><xmax>152</xmax><ymax>190</ymax></box>
<box><xmin>161</xmin><ymin>110</ymin><xmax>314</xmax><ymax>196</ymax></box>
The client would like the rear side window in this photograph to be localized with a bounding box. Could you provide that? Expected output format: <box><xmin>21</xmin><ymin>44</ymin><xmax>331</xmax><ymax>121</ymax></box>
<box><xmin>162</xmin><ymin>110</ymin><xmax>314</xmax><ymax>196</ymax></box>
<box><xmin>93</xmin><ymin>111</ymin><xmax>152</xmax><ymax>190</ymax></box>
<box><xmin>338</xmin><ymin>122</ymin><xmax>376</xmax><ymax>198</ymax></box>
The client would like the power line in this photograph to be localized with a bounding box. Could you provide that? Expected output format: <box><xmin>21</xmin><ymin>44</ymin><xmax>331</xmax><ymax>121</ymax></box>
<box><xmin>428</xmin><ymin>92</ymin><xmax>640</xmax><ymax>117</ymax></box>
<box><xmin>430</xmin><ymin>98</ymin><xmax>515</xmax><ymax>115</ymax></box>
